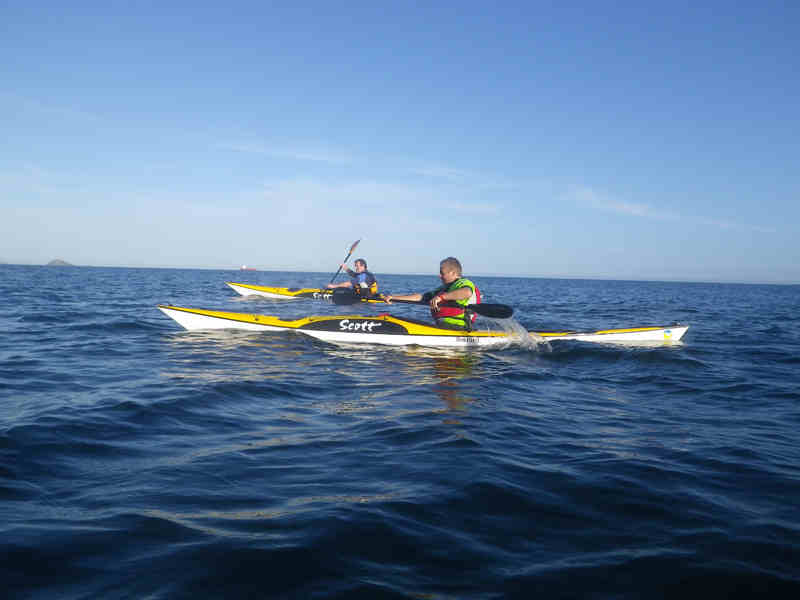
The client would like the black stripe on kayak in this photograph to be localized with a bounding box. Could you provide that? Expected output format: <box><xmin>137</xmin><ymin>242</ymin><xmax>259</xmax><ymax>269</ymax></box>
<box><xmin>299</xmin><ymin>318</ymin><xmax>409</xmax><ymax>335</ymax></box>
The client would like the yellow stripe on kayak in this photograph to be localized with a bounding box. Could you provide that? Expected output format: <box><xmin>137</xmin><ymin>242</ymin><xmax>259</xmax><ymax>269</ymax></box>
<box><xmin>593</xmin><ymin>326</ymin><xmax>666</xmax><ymax>334</ymax></box>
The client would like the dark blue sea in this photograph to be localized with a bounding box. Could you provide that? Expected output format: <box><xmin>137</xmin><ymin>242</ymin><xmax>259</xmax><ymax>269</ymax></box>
<box><xmin>2</xmin><ymin>265</ymin><xmax>799</xmax><ymax>599</ymax></box>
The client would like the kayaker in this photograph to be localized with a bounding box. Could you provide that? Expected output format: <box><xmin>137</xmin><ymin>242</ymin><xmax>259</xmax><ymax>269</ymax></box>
<box><xmin>326</xmin><ymin>258</ymin><xmax>378</xmax><ymax>296</ymax></box>
<box><xmin>384</xmin><ymin>257</ymin><xmax>481</xmax><ymax>330</ymax></box>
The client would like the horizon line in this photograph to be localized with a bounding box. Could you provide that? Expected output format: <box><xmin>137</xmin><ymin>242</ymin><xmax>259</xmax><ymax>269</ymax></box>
<box><xmin>2</xmin><ymin>262</ymin><xmax>797</xmax><ymax>286</ymax></box>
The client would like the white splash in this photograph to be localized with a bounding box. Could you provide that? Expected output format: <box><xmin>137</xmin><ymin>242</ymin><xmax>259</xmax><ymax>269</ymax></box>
<box><xmin>485</xmin><ymin>318</ymin><xmax>551</xmax><ymax>352</ymax></box>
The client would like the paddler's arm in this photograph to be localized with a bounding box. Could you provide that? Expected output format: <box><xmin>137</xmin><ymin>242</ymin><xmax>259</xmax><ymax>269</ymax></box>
<box><xmin>430</xmin><ymin>286</ymin><xmax>471</xmax><ymax>311</ymax></box>
<box><xmin>383</xmin><ymin>292</ymin><xmax>423</xmax><ymax>304</ymax></box>
<box><xmin>326</xmin><ymin>264</ymin><xmax>356</xmax><ymax>288</ymax></box>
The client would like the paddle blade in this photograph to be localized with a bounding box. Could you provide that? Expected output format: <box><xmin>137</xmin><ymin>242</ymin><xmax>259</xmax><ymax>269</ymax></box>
<box><xmin>469</xmin><ymin>303</ymin><xmax>513</xmax><ymax>319</ymax></box>
<box><xmin>348</xmin><ymin>239</ymin><xmax>360</xmax><ymax>254</ymax></box>
<box><xmin>331</xmin><ymin>288</ymin><xmax>361</xmax><ymax>305</ymax></box>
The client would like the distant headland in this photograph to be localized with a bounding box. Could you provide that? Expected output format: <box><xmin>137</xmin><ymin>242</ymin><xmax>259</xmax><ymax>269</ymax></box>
<box><xmin>47</xmin><ymin>259</ymin><xmax>74</xmax><ymax>266</ymax></box>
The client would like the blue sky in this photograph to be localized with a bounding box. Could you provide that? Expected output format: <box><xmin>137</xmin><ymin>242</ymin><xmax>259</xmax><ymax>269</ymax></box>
<box><xmin>2</xmin><ymin>1</ymin><xmax>798</xmax><ymax>283</ymax></box>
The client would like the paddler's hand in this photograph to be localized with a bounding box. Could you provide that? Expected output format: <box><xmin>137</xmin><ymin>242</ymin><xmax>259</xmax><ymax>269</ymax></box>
<box><xmin>430</xmin><ymin>294</ymin><xmax>445</xmax><ymax>311</ymax></box>
<box><xmin>384</xmin><ymin>294</ymin><xmax>393</xmax><ymax>304</ymax></box>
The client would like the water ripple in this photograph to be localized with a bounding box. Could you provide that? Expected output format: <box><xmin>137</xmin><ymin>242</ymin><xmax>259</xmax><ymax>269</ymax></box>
<box><xmin>2</xmin><ymin>267</ymin><xmax>800</xmax><ymax>597</ymax></box>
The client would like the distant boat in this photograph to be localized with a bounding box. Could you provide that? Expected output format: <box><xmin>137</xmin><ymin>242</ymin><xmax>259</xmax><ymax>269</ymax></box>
<box><xmin>240</xmin><ymin>265</ymin><xmax>257</xmax><ymax>271</ymax></box>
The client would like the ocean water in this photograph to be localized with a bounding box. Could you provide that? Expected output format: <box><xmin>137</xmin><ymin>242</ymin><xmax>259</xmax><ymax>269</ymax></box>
<box><xmin>2</xmin><ymin>265</ymin><xmax>799</xmax><ymax>599</ymax></box>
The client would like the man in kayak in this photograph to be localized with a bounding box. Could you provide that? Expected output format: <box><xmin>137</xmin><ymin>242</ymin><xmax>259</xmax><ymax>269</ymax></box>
<box><xmin>326</xmin><ymin>258</ymin><xmax>378</xmax><ymax>296</ymax></box>
<box><xmin>384</xmin><ymin>257</ymin><xmax>481</xmax><ymax>330</ymax></box>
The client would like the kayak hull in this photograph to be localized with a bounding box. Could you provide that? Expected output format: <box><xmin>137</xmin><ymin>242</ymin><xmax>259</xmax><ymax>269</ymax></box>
<box><xmin>157</xmin><ymin>305</ymin><xmax>688</xmax><ymax>347</ymax></box>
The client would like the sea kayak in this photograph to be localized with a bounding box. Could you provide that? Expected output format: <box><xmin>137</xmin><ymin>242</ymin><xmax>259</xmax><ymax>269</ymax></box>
<box><xmin>226</xmin><ymin>282</ymin><xmax>333</xmax><ymax>299</ymax></box>
<box><xmin>226</xmin><ymin>282</ymin><xmax>387</xmax><ymax>303</ymax></box>
<box><xmin>157</xmin><ymin>305</ymin><xmax>688</xmax><ymax>348</ymax></box>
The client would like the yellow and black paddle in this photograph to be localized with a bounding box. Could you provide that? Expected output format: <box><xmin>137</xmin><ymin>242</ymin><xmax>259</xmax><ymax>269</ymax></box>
<box><xmin>331</xmin><ymin>288</ymin><xmax>513</xmax><ymax>319</ymax></box>
<box><xmin>328</xmin><ymin>239</ymin><xmax>361</xmax><ymax>285</ymax></box>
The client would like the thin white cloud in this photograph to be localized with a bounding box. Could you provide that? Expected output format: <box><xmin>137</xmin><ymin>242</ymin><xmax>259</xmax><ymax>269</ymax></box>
<box><xmin>406</xmin><ymin>165</ymin><xmax>520</xmax><ymax>193</ymax></box>
<box><xmin>218</xmin><ymin>141</ymin><xmax>354</xmax><ymax>164</ymax></box>
<box><xmin>694</xmin><ymin>216</ymin><xmax>775</xmax><ymax>234</ymax></box>
<box><xmin>444</xmin><ymin>201</ymin><xmax>500</xmax><ymax>214</ymax></box>
<box><xmin>260</xmin><ymin>178</ymin><xmax>439</xmax><ymax>210</ymax></box>
<box><xmin>0</xmin><ymin>92</ymin><xmax>104</xmax><ymax>123</ymax></box>
<box><xmin>220</xmin><ymin>139</ymin><xmax>516</xmax><ymax>194</ymax></box>
<box><xmin>258</xmin><ymin>178</ymin><xmax>504</xmax><ymax>218</ymax></box>
<box><xmin>573</xmin><ymin>186</ymin><xmax>678</xmax><ymax>220</ymax></box>
<box><xmin>408</xmin><ymin>165</ymin><xmax>473</xmax><ymax>181</ymax></box>
<box><xmin>0</xmin><ymin>163</ymin><xmax>80</xmax><ymax>198</ymax></box>
<box><xmin>597</xmin><ymin>199</ymin><xmax>679</xmax><ymax>220</ymax></box>
<box><xmin>574</xmin><ymin>185</ymin><xmax>775</xmax><ymax>233</ymax></box>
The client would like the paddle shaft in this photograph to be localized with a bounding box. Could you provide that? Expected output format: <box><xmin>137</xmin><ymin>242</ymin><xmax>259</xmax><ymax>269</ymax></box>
<box><xmin>331</xmin><ymin>288</ymin><xmax>512</xmax><ymax>318</ymax></box>
<box><xmin>386</xmin><ymin>298</ymin><xmax>513</xmax><ymax>319</ymax></box>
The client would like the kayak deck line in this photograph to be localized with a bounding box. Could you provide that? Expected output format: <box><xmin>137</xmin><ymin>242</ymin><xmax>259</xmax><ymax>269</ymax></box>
<box><xmin>157</xmin><ymin>305</ymin><xmax>689</xmax><ymax>346</ymax></box>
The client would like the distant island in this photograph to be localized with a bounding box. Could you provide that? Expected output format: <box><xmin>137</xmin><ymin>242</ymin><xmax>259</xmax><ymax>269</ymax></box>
<box><xmin>47</xmin><ymin>259</ymin><xmax>74</xmax><ymax>266</ymax></box>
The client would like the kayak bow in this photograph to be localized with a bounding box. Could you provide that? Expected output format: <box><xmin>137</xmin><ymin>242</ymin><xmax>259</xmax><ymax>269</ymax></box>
<box><xmin>157</xmin><ymin>305</ymin><xmax>688</xmax><ymax>347</ymax></box>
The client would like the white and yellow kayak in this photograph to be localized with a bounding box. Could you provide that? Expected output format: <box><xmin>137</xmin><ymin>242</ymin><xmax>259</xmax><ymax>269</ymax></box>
<box><xmin>225</xmin><ymin>282</ymin><xmax>389</xmax><ymax>303</ymax></box>
<box><xmin>157</xmin><ymin>305</ymin><xmax>688</xmax><ymax>348</ymax></box>
<box><xmin>226</xmin><ymin>282</ymin><xmax>333</xmax><ymax>300</ymax></box>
